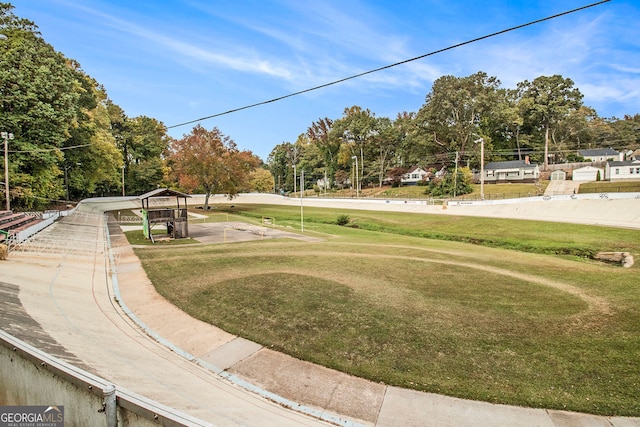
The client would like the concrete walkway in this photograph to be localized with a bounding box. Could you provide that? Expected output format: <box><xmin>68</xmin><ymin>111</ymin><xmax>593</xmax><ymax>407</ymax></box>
<box><xmin>1</xmin><ymin>195</ymin><xmax>639</xmax><ymax>426</ymax></box>
<box><xmin>544</xmin><ymin>180</ymin><xmax>581</xmax><ymax>196</ymax></box>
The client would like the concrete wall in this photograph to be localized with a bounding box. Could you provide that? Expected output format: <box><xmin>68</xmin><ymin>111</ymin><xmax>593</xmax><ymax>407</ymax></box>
<box><xmin>0</xmin><ymin>331</ymin><xmax>211</xmax><ymax>427</ymax></box>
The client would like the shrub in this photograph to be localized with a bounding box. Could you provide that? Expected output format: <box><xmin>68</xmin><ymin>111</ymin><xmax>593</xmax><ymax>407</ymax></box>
<box><xmin>335</xmin><ymin>214</ymin><xmax>351</xmax><ymax>226</ymax></box>
<box><xmin>425</xmin><ymin>167</ymin><xmax>473</xmax><ymax>197</ymax></box>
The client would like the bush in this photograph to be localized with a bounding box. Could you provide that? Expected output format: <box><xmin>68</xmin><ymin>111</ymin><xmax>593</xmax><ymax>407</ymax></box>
<box><xmin>335</xmin><ymin>214</ymin><xmax>351</xmax><ymax>226</ymax></box>
<box><xmin>425</xmin><ymin>167</ymin><xmax>473</xmax><ymax>197</ymax></box>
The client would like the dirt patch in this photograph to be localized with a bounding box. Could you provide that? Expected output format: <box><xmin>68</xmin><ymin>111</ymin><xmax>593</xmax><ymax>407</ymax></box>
<box><xmin>188</xmin><ymin>222</ymin><xmax>323</xmax><ymax>244</ymax></box>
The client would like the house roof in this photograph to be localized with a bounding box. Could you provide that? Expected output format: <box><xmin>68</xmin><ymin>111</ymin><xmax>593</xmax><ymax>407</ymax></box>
<box><xmin>137</xmin><ymin>188</ymin><xmax>191</xmax><ymax>200</ymax></box>
<box><xmin>578</xmin><ymin>148</ymin><xmax>619</xmax><ymax>157</ymax></box>
<box><xmin>406</xmin><ymin>166</ymin><xmax>427</xmax><ymax>174</ymax></box>
<box><xmin>607</xmin><ymin>160</ymin><xmax>640</xmax><ymax>167</ymax></box>
<box><xmin>485</xmin><ymin>160</ymin><xmax>538</xmax><ymax>170</ymax></box>
<box><xmin>573</xmin><ymin>165</ymin><xmax>603</xmax><ymax>171</ymax></box>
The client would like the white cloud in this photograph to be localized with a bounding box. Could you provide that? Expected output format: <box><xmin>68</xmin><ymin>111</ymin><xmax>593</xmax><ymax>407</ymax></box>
<box><xmin>63</xmin><ymin>2</ymin><xmax>296</xmax><ymax>80</ymax></box>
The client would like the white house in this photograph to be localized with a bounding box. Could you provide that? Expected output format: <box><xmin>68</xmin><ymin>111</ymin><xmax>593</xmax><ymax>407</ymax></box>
<box><xmin>606</xmin><ymin>160</ymin><xmax>640</xmax><ymax>181</ymax></box>
<box><xmin>572</xmin><ymin>165</ymin><xmax>604</xmax><ymax>181</ymax></box>
<box><xmin>401</xmin><ymin>166</ymin><xmax>430</xmax><ymax>185</ymax></box>
<box><xmin>578</xmin><ymin>148</ymin><xmax>619</xmax><ymax>162</ymax></box>
<box><xmin>483</xmin><ymin>160</ymin><xmax>539</xmax><ymax>183</ymax></box>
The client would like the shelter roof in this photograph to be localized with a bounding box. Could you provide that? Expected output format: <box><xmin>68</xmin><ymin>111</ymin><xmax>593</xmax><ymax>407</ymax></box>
<box><xmin>137</xmin><ymin>188</ymin><xmax>191</xmax><ymax>200</ymax></box>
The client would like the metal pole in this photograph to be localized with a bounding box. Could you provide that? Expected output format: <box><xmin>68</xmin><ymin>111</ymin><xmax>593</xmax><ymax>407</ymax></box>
<box><xmin>352</xmin><ymin>156</ymin><xmax>358</xmax><ymax>197</ymax></box>
<box><xmin>480</xmin><ymin>138</ymin><xmax>485</xmax><ymax>200</ymax></box>
<box><xmin>3</xmin><ymin>134</ymin><xmax>8</xmax><ymax>211</ymax></box>
<box><xmin>356</xmin><ymin>157</ymin><xmax>359</xmax><ymax>197</ymax></box>
<box><xmin>2</xmin><ymin>132</ymin><xmax>13</xmax><ymax>211</ymax></box>
<box><xmin>324</xmin><ymin>169</ymin><xmax>327</xmax><ymax>196</ymax></box>
<box><xmin>104</xmin><ymin>384</ymin><xmax>117</xmax><ymax>427</ymax></box>
<box><xmin>121</xmin><ymin>166</ymin><xmax>125</xmax><ymax>197</ymax></box>
<box><xmin>300</xmin><ymin>170</ymin><xmax>304</xmax><ymax>232</ymax></box>
<box><xmin>453</xmin><ymin>151</ymin><xmax>458</xmax><ymax>198</ymax></box>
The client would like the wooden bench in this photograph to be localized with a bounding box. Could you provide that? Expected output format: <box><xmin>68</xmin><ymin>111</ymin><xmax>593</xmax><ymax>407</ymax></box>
<box><xmin>0</xmin><ymin>211</ymin><xmax>19</xmax><ymax>223</ymax></box>
<box><xmin>0</xmin><ymin>213</ymin><xmax>41</xmax><ymax>233</ymax></box>
<box><xmin>0</xmin><ymin>215</ymin><xmax>34</xmax><ymax>231</ymax></box>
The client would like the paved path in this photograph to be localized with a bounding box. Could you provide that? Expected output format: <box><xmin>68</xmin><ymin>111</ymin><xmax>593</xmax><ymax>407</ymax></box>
<box><xmin>1</xmin><ymin>203</ymin><xmax>332</xmax><ymax>426</ymax></box>
<box><xmin>1</xmin><ymin>195</ymin><xmax>639</xmax><ymax>426</ymax></box>
<box><xmin>544</xmin><ymin>180</ymin><xmax>581</xmax><ymax>196</ymax></box>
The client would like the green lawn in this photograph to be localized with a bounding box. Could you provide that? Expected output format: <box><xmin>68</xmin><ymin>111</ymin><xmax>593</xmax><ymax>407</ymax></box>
<box><xmin>131</xmin><ymin>205</ymin><xmax>640</xmax><ymax>416</ymax></box>
<box><xmin>215</xmin><ymin>204</ymin><xmax>640</xmax><ymax>257</ymax></box>
<box><xmin>311</xmin><ymin>182</ymin><xmax>547</xmax><ymax>201</ymax></box>
<box><xmin>579</xmin><ymin>180</ymin><xmax>640</xmax><ymax>194</ymax></box>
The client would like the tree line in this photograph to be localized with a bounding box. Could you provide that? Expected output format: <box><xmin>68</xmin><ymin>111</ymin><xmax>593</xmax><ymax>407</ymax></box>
<box><xmin>269</xmin><ymin>74</ymin><xmax>639</xmax><ymax>194</ymax></box>
<box><xmin>1</xmin><ymin>3</ymin><xmax>638</xmax><ymax>209</ymax></box>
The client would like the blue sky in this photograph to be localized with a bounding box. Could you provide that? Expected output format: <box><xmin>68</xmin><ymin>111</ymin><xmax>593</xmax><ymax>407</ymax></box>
<box><xmin>12</xmin><ymin>0</ymin><xmax>640</xmax><ymax>160</ymax></box>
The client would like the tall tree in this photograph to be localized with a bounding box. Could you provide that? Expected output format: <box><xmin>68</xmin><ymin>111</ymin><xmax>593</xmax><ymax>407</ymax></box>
<box><xmin>608</xmin><ymin>115</ymin><xmax>640</xmax><ymax>150</ymax></box>
<box><xmin>171</xmin><ymin>125</ymin><xmax>258</xmax><ymax>209</ymax></box>
<box><xmin>551</xmin><ymin>106</ymin><xmax>598</xmax><ymax>158</ymax></box>
<box><xmin>393</xmin><ymin>111</ymin><xmax>428</xmax><ymax>167</ymax></box>
<box><xmin>331</xmin><ymin>106</ymin><xmax>377</xmax><ymax>185</ymax></box>
<box><xmin>518</xmin><ymin>75</ymin><xmax>583</xmax><ymax>169</ymax></box>
<box><xmin>370</xmin><ymin>116</ymin><xmax>397</xmax><ymax>187</ymax></box>
<box><xmin>62</xmin><ymin>68</ymin><xmax>122</xmax><ymax>199</ymax></box>
<box><xmin>307</xmin><ymin>117</ymin><xmax>340</xmax><ymax>188</ymax></box>
<box><xmin>488</xmin><ymin>88</ymin><xmax>525</xmax><ymax>161</ymax></box>
<box><xmin>123</xmin><ymin>116</ymin><xmax>169</xmax><ymax>194</ymax></box>
<box><xmin>248</xmin><ymin>168</ymin><xmax>275</xmax><ymax>193</ymax></box>
<box><xmin>416</xmin><ymin>72</ymin><xmax>501</xmax><ymax>166</ymax></box>
<box><xmin>0</xmin><ymin>3</ymin><xmax>84</xmax><ymax>208</ymax></box>
<box><xmin>267</xmin><ymin>142</ymin><xmax>292</xmax><ymax>194</ymax></box>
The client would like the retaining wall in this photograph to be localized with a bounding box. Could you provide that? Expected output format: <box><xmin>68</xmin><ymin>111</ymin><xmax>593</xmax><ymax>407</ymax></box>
<box><xmin>0</xmin><ymin>330</ymin><xmax>211</xmax><ymax>427</ymax></box>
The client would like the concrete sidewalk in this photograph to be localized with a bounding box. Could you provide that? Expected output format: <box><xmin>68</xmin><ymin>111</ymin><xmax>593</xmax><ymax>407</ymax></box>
<box><xmin>2</xmin><ymin>196</ymin><xmax>639</xmax><ymax>426</ymax></box>
<box><xmin>544</xmin><ymin>180</ymin><xmax>581</xmax><ymax>196</ymax></box>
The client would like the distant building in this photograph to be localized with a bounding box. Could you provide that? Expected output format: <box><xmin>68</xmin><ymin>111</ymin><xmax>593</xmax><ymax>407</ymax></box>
<box><xmin>627</xmin><ymin>149</ymin><xmax>640</xmax><ymax>161</ymax></box>
<box><xmin>401</xmin><ymin>166</ymin><xmax>430</xmax><ymax>185</ymax></box>
<box><xmin>483</xmin><ymin>159</ymin><xmax>539</xmax><ymax>183</ymax></box>
<box><xmin>605</xmin><ymin>160</ymin><xmax>640</xmax><ymax>181</ymax></box>
<box><xmin>572</xmin><ymin>166</ymin><xmax>604</xmax><ymax>181</ymax></box>
<box><xmin>577</xmin><ymin>148</ymin><xmax>620</xmax><ymax>162</ymax></box>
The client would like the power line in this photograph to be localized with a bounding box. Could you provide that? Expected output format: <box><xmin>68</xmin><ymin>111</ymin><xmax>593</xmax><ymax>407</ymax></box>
<box><xmin>167</xmin><ymin>0</ymin><xmax>610</xmax><ymax>130</ymax></box>
<box><xmin>10</xmin><ymin>144</ymin><xmax>91</xmax><ymax>154</ymax></box>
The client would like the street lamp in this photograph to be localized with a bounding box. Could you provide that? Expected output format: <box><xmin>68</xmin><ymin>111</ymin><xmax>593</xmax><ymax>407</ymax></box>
<box><xmin>2</xmin><ymin>131</ymin><xmax>14</xmax><ymax>211</ymax></box>
<box><xmin>351</xmin><ymin>155</ymin><xmax>359</xmax><ymax>197</ymax></box>
<box><xmin>474</xmin><ymin>137</ymin><xmax>485</xmax><ymax>200</ymax></box>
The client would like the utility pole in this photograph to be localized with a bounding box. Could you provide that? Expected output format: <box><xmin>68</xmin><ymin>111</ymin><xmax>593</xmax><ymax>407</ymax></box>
<box><xmin>2</xmin><ymin>132</ymin><xmax>14</xmax><ymax>211</ymax></box>
<box><xmin>474</xmin><ymin>137</ymin><xmax>485</xmax><ymax>201</ymax></box>
<box><xmin>453</xmin><ymin>151</ymin><xmax>459</xmax><ymax>198</ymax></box>
<box><xmin>480</xmin><ymin>139</ymin><xmax>485</xmax><ymax>200</ymax></box>
<box><xmin>324</xmin><ymin>169</ymin><xmax>327</xmax><ymax>196</ymax></box>
<box><xmin>352</xmin><ymin>156</ymin><xmax>359</xmax><ymax>197</ymax></box>
<box><xmin>300</xmin><ymin>170</ymin><xmax>304</xmax><ymax>232</ymax></box>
